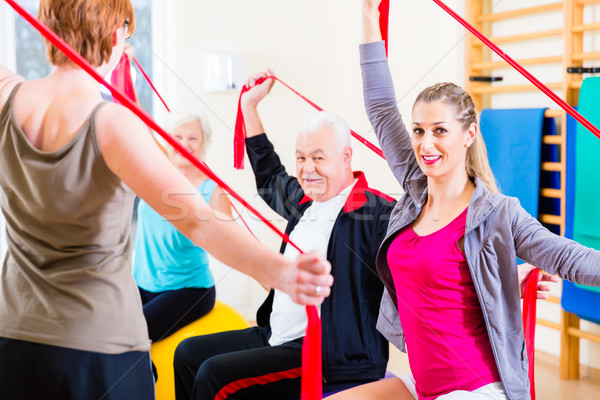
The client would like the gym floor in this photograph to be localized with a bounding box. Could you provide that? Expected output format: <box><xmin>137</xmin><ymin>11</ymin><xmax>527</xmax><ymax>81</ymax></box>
<box><xmin>387</xmin><ymin>345</ymin><xmax>600</xmax><ymax>399</ymax></box>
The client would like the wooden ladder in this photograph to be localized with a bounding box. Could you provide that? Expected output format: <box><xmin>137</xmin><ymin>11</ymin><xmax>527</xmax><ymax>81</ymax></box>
<box><xmin>465</xmin><ymin>0</ymin><xmax>600</xmax><ymax>380</ymax></box>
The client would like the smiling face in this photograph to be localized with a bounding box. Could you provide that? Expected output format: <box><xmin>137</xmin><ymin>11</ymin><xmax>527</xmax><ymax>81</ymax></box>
<box><xmin>295</xmin><ymin>126</ymin><xmax>354</xmax><ymax>202</ymax></box>
<box><xmin>170</xmin><ymin>120</ymin><xmax>206</xmax><ymax>169</ymax></box>
<box><xmin>411</xmin><ymin>100</ymin><xmax>476</xmax><ymax>180</ymax></box>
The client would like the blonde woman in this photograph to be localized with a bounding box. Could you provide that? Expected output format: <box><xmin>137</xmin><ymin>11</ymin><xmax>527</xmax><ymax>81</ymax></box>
<box><xmin>133</xmin><ymin>109</ymin><xmax>233</xmax><ymax>343</ymax></box>
<box><xmin>328</xmin><ymin>2</ymin><xmax>600</xmax><ymax>400</ymax></box>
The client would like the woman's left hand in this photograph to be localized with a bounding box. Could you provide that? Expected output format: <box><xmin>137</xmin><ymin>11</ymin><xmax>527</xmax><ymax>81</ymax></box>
<box><xmin>518</xmin><ymin>263</ymin><xmax>560</xmax><ymax>300</ymax></box>
<box><xmin>123</xmin><ymin>43</ymin><xmax>135</xmax><ymax>61</ymax></box>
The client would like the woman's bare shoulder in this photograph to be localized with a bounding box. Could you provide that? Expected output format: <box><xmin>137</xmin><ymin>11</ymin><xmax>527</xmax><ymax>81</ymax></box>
<box><xmin>0</xmin><ymin>66</ymin><xmax>25</xmax><ymax>111</ymax></box>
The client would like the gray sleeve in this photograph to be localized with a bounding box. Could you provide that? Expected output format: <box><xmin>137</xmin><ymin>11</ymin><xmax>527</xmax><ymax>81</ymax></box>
<box><xmin>376</xmin><ymin>288</ymin><xmax>406</xmax><ymax>353</ymax></box>
<box><xmin>511</xmin><ymin>198</ymin><xmax>600</xmax><ymax>286</ymax></box>
<box><xmin>359</xmin><ymin>41</ymin><xmax>424</xmax><ymax>187</ymax></box>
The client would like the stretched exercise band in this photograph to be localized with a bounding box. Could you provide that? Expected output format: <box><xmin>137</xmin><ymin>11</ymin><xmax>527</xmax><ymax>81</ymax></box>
<box><xmin>112</xmin><ymin>46</ymin><xmax>331</xmax><ymax>400</ymax></box>
<box><xmin>234</xmin><ymin>76</ymin><xmax>385</xmax><ymax>169</ymax></box>
<box><xmin>3</xmin><ymin>1</ymin><xmax>321</xmax><ymax>398</ymax></box>
<box><xmin>7</xmin><ymin>0</ymin><xmax>300</xmax><ymax>253</ymax></box>
<box><xmin>522</xmin><ymin>268</ymin><xmax>539</xmax><ymax>400</ymax></box>
<box><xmin>122</xmin><ymin>54</ymin><xmax>260</xmax><ymax>242</ymax></box>
<box><xmin>132</xmin><ymin>57</ymin><xmax>171</xmax><ymax>113</ymax></box>
<box><xmin>432</xmin><ymin>0</ymin><xmax>600</xmax><ymax>141</ymax></box>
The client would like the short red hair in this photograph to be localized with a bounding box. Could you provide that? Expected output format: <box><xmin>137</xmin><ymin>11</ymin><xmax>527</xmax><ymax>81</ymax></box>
<box><xmin>38</xmin><ymin>0</ymin><xmax>135</xmax><ymax>67</ymax></box>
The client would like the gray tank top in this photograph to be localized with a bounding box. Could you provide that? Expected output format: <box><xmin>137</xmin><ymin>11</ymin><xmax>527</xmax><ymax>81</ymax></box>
<box><xmin>0</xmin><ymin>83</ymin><xmax>149</xmax><ymax>353</ymax></box>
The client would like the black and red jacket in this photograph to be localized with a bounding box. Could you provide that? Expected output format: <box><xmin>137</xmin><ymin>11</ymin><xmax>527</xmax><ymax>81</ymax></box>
<box><xmin>246</xmin><ymin>134</ymin><xmax>396</xmax><ymax>384</ymax></box>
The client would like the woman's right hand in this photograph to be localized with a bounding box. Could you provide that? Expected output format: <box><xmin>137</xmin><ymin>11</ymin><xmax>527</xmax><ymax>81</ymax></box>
<box><xmin>285</xmin><ymin>251</ymin><xmax>334</xmax><ymax>305</ymax></box>
<box><xmin>123</xmin><ymin>43</ymin><xmax>135</xmax><ymax>61</ymax></box>
<box><xmin>363</xmin><ymin>0</ymin><xmax>381</xmax><ymax>10</ymax></box>
<box><xmin>362</xmin><ymin>0</ymin><xmax>383</xmax><ymax>43</ymax></box>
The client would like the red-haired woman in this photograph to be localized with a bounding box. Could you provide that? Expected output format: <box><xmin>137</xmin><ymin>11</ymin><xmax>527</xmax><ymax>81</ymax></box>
<box><xmin>0</xmin><ymin>1</ymin><xmax>332</xmax><ymax>398</ymax></box>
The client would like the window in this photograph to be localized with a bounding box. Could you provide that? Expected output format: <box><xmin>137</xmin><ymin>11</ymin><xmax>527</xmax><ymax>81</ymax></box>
<box><xmin>123</xmin><ymin>0</ymin><xmax>155</xmax><ymax>115</ymax></box>
<box><xmin>7</xmin><ymin>0</ymin><xmax>156</xmax><ymax>114</ymax></box>
<box><xmin>13</xmin><ymin>0</ymin><xmax>51</xmax><ymax>80</ymax></box>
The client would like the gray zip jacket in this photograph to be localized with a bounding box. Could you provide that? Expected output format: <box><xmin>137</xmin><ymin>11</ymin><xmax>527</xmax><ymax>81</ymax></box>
<box><xmin>360</xmin><ymin>41</ymin><xmax>600</xmax><ymax>400</ymax></box>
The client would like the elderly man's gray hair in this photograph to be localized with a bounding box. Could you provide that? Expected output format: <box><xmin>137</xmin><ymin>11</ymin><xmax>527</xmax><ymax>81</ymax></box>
<box><xmin>298</xmin><ymin>111</ymin><xmax>351</xmax><ymax>151</ymax></box>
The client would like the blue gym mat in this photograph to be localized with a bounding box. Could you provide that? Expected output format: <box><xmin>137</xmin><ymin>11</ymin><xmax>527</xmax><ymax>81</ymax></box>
<box><xmin>563</xmin><ymin>77</ymin><xmax>600</xmax><ymax>299</ymax></box>
<box><xmin>480</xmin><ymin>108</ymin><xmax>552</xmax><ymax>219</ymax></box>
<box><xmin>562</xmin><ymin>78</ymin><xmax>600</xmax><ymax>323</ymax></box>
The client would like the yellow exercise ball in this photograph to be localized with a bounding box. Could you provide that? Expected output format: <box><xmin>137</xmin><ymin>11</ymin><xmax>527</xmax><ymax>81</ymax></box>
<box><xmin>151</xmin><ymin>301</ymin><xmax>250</xmax><ymax>400</ymax></box>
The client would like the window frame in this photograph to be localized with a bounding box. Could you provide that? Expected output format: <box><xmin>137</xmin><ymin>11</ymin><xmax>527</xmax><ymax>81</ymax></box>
<box><xmin>0</xmin><ymin>3</ymin><xmax>17</xmax><ymax>71</ymax></box>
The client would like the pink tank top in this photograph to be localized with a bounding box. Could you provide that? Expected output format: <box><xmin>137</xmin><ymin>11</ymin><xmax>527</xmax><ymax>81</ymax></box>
<box><xmin>387</xmin><ymin>207</ymin><xmax>500</xmax><ymax>399</ymax></box>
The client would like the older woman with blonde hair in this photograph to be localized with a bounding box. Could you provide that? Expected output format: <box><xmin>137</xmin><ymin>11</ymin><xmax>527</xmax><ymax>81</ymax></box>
<box><xmin>133</xmin><ymin>108</ymin><xmax>233</xmax><ymax>343</ymax></box>
<box><xmin>0</xmin><ymin>1</ymin><xmax>332</xmax><ymax>398</ymax></box>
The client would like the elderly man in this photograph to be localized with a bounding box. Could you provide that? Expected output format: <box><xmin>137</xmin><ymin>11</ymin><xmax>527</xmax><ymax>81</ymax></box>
<box><xmin>173</xmin><ymin>71</ymin><xmax>396</xmax><ymax>400</ymax></box>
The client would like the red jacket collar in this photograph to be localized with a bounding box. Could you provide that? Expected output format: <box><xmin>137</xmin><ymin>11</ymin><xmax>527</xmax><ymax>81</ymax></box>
<box><xmin>298</xmin><ymin>171</ymin><xmax>394</xmax><ymax>213</ymax></box>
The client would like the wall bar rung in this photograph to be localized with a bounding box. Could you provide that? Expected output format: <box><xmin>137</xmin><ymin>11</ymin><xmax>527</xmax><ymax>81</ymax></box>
<box><xmin>538</xmin><ymin>319</ymin><xmax>562</xmax><ymax>330</ymax></box>
<box><xmin>473</xmin><ymin>28</ymin><xmax>563</xmax><ymax>46</ymax></box>
<box><xmin>572</xmin><ymin>22</ymin><xmax>600</xmax><ymax>33</ymax></box>
<box><xmin>572</xmin><ymin>51</ymin><xmax>600</xmax><ymax>61</ymax></box>
<box><xmin>544</xmin><ymin>109</ymin><xmax>564</xmax><ymax>118</ymax></box>
<box><xmin>480</xmin><ymin>3</ymin><xmax>563</xmax><ymax>22</ymax></box>
<box><xmin>567</xmin><ymin>327</ymin><xmax>600</xmax><ymax>344</ymax></box>
<box><xmin>545</xmin><ymin>294</ymin><xmax>561</xmax><ymax>305</ymax></box>
<box><xmin>470</xmin><ymin>82</ymin><xmax>562</xmax><ymax>95</ymax></box>
<box><xmin>541</xmin><ymin>188</ymin><xmax>563</xmax><ymax>199</ymax></box>
<box><xmin>540</xmin><ymin>214</ymin><xmax>563</xmax><ymax>225</ymax></box>
<box><xmin>577</xmin><ymin>0</ymin><xmax>600</xmax><ymax>5</ymax></box>
<box><xmin>542</xmin><ymin>162</ymin><xmax>562</xmax><ymax>171</ymax></box>
<box><xmin>472</xmin><ymin>55</ymin><xmax>562</xmax><ymax>70</ymax></box>
<box><xmin>542</xmin><ymin>135</ymin><xmax>563</xmax><ymax>145</ymax></box>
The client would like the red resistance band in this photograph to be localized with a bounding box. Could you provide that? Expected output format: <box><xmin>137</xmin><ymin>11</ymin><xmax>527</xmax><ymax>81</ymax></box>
<box><xmin>522</xmin><ymin>269</ymin><xmax>540</xmax><ymax>400</ymax></box>
<box><xmin>228</xmin><ymin>200</ymin><xmax>259</xmax><ymax>241</ymax></box>
<box><xmin>302</xmin><ymin>305</ymin><xmax>322</xmax><ymax>400</ymax></box>
<box><xmin>117</xmin><ymin>52</ymin><xmax>321</xmax><ymax>397</ymax></box>
<box><xmin>432</xmin><ymin>0</ymin><xmax>600</xmax><ymax>140</ymax></box>
<box><xmin>132</xmin><ymin>57</ymin><xmax>171</xmax><ymax>113</ymax></box>
<box><xmin>110</xmin><ymin>51</ymin><xmax>170</xmax><ymax>114</ymax></box>
<box><xmin>110</xmin><ymin>52</ymin><xmax>137</xmax><ymax>105</ymax></box>
<box><xmin>4</xmin><ymin>2</ymin><xmax>322</xmax><ymax>399</ymax></box>
<box><xmin>234</xmin><ymin>75</ymin><xmax>385</xmax><ymax>169</ymax></box>
<box><xmin>119</xmin><ymin>52</ymin><xmax>260</xmax><ymax>242</ymax></box>
<box><xmin>379</xmin><ymin>0</ymin><xmax>390</xmax><ymax>57</ymax></box>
